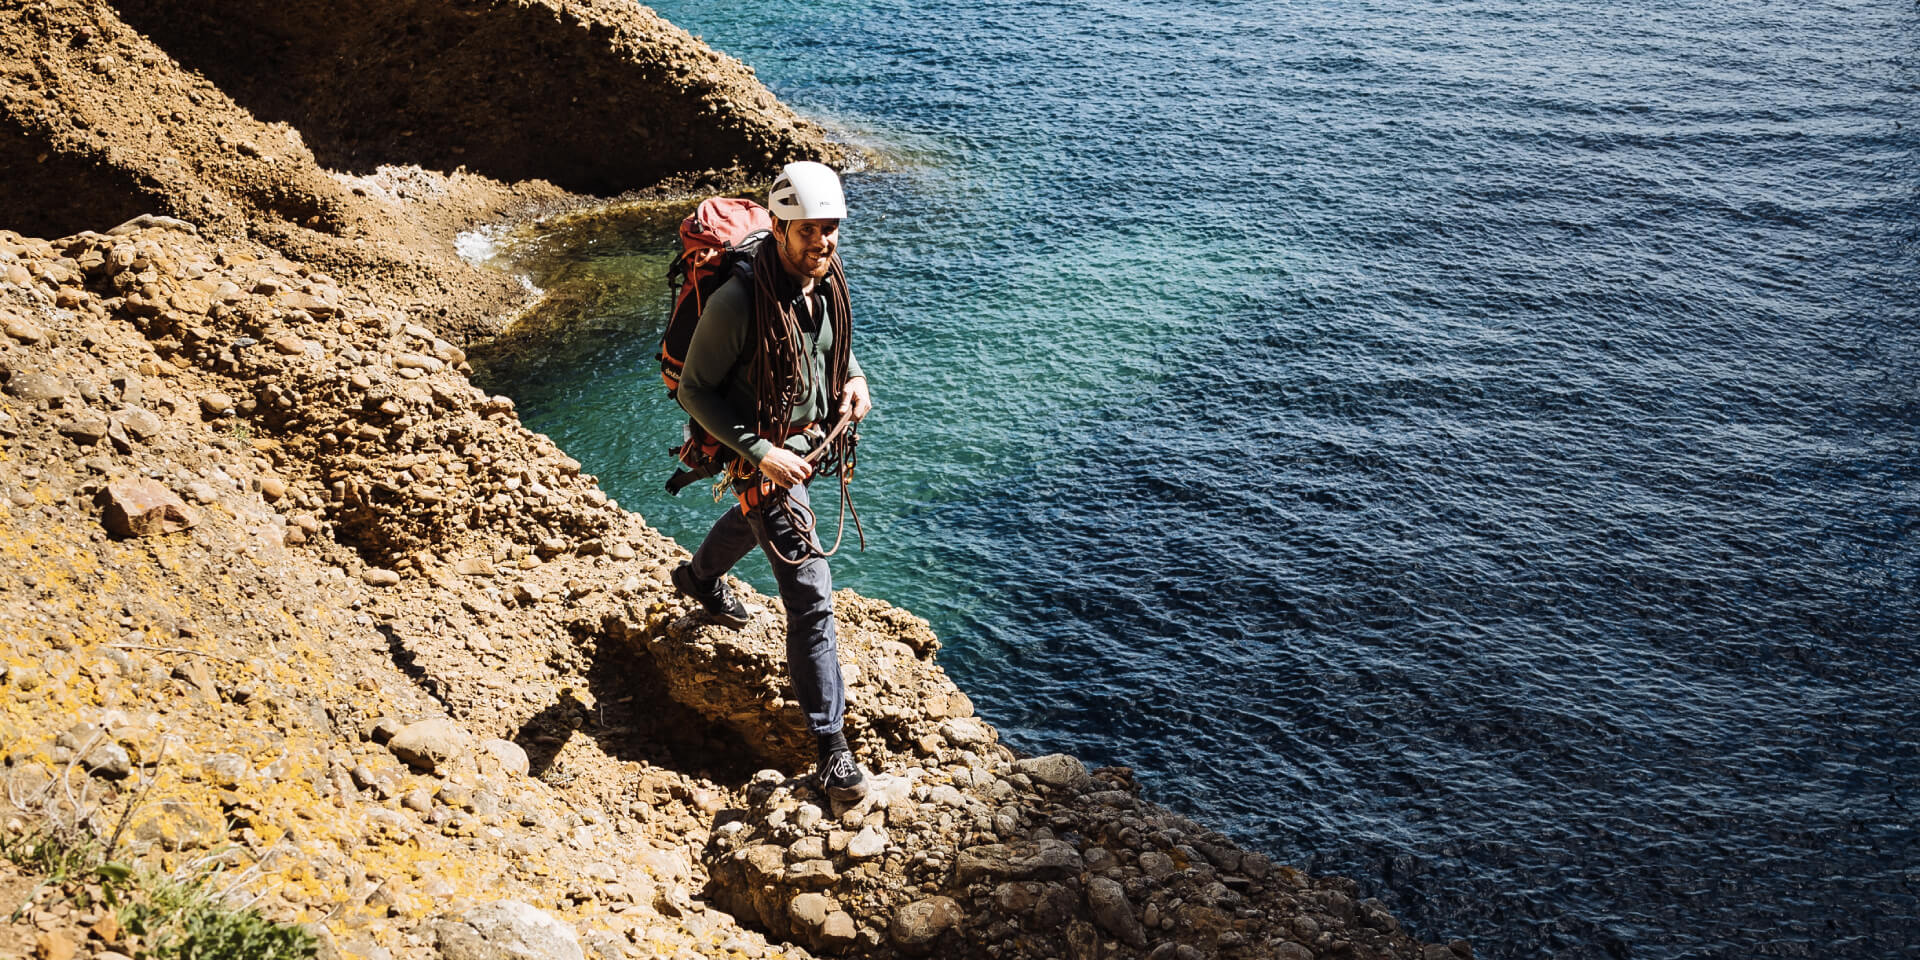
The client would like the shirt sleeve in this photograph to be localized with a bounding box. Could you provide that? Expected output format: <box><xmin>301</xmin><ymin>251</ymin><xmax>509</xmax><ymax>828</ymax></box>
<box><xmin>677</xmin><ymin>277</ymin><xmax>775</xmax><ymax>464</ymax></box>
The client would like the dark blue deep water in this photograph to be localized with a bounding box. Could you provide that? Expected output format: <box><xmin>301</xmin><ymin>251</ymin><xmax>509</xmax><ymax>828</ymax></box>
<box><xmin>469</xmin><ymin>1</ymin><xmax>1920</xmax><ymax>956</ymax></box>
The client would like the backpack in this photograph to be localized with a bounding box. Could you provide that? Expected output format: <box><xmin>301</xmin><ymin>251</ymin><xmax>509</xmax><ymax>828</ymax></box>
<box><xmin>661</xmin><ymin>196</ymin><xmax>772</xmax><ymax>494</ymax></box>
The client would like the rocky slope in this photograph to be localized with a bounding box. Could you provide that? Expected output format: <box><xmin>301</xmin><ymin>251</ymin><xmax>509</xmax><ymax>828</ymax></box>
<box><xmin>0</xmin><ymin>0</ymin><xmax>846</xmax><ymax>341</ymax></box>
<box><xmin>0</xmin><ymin>3</ymin><xmax>1471</xmax><ymax>960</ymax></box>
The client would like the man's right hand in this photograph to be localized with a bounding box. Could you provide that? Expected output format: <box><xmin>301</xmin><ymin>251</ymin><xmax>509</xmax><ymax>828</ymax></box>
<box><xmin>758</xmin><ymin>447</ymin><xmax>813</xmax><ymax>488</ymax></box>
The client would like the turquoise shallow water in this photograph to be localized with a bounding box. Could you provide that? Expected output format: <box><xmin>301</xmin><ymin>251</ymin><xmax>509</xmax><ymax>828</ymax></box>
<box><xmin>471</xmin><ymin>1</ymin><xmax>1920</xmax><ymax>956</ymax></box>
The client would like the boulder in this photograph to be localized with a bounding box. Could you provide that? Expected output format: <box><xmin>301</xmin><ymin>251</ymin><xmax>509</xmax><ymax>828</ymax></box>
<box><xmin>1086</xmin><ymin>877</ymin><xmax>1147</xmax><ymax>947</ymax></box>
<box><xmin>888</xmin><ymin>896</ymin><xmax>963</xmax><ymax>955</ymax></box>
<box><xmin>431</xmin><ymin>900</ymin><xmax>583</xmax><ymax>960</ymax></box>
<box><xmin>478</xmin><ymin>738</ymin><xmax>529</xmax><ymax>777</ymax></box>
<box><xmin>939</xmin><ymin>716</ymin><xmax>991</xmax><ymax>746</ymax></box>
<box><xmin>846</xmin><ymin>824</ymin><xmax>887</xmax><ymax>859</ymax></box>
<box><xmin>102</xmin><ymin>478</ymin><xmax>196</xmax><ymax>537</ymax></box>
<box><xmin>130</xmin><ymin>800</ymin><xmax>223</xmax><ymax>850</ymax></box>
<box><xmin>5</xmin><ymin>370</ymin><xmax>72</xmax><ymax>405</ymax></box>
<box><xmin>58</xmin><ymin>411</ymin><xmax>110</xmax><ymax>445</ymax></box>
<box><xmin>1015</xmin><ymin>753</ymin><xmax>1093</xmax><ymax>793</ymax></box>
<box><xmin>388</xmin><ymin>717</ymin><xmax>474</xmax><ymax>773</ymax></box>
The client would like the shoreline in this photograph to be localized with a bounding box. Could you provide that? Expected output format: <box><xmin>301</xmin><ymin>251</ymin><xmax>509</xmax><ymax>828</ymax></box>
<box><xmin>0</xmin><ymin>2</ymin><xmax>1464</xmax><ymax>958</ymax></box>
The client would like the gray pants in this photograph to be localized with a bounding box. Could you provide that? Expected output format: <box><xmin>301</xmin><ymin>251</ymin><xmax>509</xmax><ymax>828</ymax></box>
<box><xmin>688</xmin><ymin>480</ymin><xmax>846</xmax><ymax>736</ymax></box>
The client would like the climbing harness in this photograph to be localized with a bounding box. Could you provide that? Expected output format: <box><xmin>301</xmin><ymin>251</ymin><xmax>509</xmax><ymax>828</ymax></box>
<box><xmin>668</xmin><ymin>223</ymin><xmax>866</xmax><ymax>566</ymax></box>
<box><xmin>728</xmin><ymin>414</ymin><xmax>865</xmax><ymax>566</ymax></box>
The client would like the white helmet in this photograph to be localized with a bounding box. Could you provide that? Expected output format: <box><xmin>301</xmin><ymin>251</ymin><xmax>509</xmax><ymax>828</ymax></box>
<box><xmin>768</xmin><ymin>161</ymin><xmax>847</xmax><ymax>220</ymax></box>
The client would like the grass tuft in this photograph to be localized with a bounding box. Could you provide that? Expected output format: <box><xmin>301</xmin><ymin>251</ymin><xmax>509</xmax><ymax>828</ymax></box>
<box><xmin>2</xmin><ymin>818</ymin><xmax>317</xmax><ymax>960</ymax></box>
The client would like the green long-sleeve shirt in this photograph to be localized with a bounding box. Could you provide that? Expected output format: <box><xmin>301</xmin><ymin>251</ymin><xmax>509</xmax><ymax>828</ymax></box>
<box><xmin>677</xmin><ymin>270</ymin><xmax>862</xmax><ymax>465</ymax></box>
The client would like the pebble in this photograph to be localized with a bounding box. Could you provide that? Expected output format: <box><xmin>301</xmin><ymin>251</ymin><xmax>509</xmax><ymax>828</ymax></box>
<box><xmin>34</xmin><ymin>931</ymin><xmax>76</xmax><ymax>960</ymax></box>
<box><xmin>362</xmin><ymin>568</ymin><xmax>401</xmax><ymax>587</ymax></box>
<box><xmin>938</xmin><ymin>717</ymin><xmax>990</xmax><ymax>746</ymax></box>
<box><xmin>1014</xmin><ymin>753</ymin><xmax>1093</xmax><ymax>792</ymax></box>
<box><xmin>204</xmin><ymin>753</ymin><xmax>247</xmax><ymax>788</ymax></box>
<box><xmin>788</xmin><ymin>859</ymin><xmax>838</xmax><ymax>887</ymax></box>
<box><xmin>1139</xmin><ymin>851</ymin><xmax>1177</xmax><ymax>880</ymax></box>
<box><xmin>793</xmin><ymin>802</ymin><xmax>823</xmax><ymax>832</ymax></box>
<box><xmin>787</xmin><ymin>891</ymin><xmax>833</xmax><ymax>932</ymax></box>
<box><xmin>130</xmin><ymin>800</ymin><xmax>220</xmax><ymax>850</ymax></box>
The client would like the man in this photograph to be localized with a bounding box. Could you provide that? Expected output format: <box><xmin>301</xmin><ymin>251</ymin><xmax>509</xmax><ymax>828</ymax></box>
<box><xmin>671</xmin><ymin>161</ymin><xmax>873</xmax><ymax>802</ymax></box>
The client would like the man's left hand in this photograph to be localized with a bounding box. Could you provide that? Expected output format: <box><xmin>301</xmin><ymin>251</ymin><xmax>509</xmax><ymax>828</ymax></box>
<box><xmin>839</xmin><ymin>376</ymin><xmax>872</xmax><ymax>422</ymax></box>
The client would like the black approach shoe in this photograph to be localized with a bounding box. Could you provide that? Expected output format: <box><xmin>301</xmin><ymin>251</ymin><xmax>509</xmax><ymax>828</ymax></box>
<box><xmin>816</xmin><ymin>747</ymin><xmax>869</xmax><ymax>804</ymax></box>
<box><xmin>670</xmin><ymin>562</ymin><xmax>751</xmax><ymax>628</ymax></box>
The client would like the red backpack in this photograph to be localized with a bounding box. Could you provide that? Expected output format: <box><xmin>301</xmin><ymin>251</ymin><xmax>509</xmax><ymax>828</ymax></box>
<box><xmin>661</xmin><ymin>196</ymin><xmax>772</xmax><ymax>391</ymax></box>
<box><xmin>661</xmin><ymin>196</ymin><xmax>772</xmax><ymax>494</ymax></box>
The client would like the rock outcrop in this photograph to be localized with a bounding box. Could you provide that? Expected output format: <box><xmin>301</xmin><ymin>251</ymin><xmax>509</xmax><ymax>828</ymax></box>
<box><xmin>0</xmin><ymin>0</ymin><xmax>845</xmax><ymax>340</ymax></box>
<box><xmin>0</xmin><ymin>218</ymin><xmax>1461</xmax><ymax>960</ymax></box>
<box><xmin>108</xmin><ymin>0</ymin><xmax>833</xmax><ymax>194</ymax></box>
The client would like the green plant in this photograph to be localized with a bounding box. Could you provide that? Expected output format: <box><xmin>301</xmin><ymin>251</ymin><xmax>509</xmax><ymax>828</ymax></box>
<box><xmin>0</xmin><ymin>823</ymin><xmax>102</xmax><ymax>886</ymax></box>
<box><xmin>1</xmin><ymin>819</ymin><xmax>316</xmax><ymax>960</ymax></box>
<box><xmin>124</xmin><ymin>866</ymin><xmax>317</xmax><ymax>960</ymax></box>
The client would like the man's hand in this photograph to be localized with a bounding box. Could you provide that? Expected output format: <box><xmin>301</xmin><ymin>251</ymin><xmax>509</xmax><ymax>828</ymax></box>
<box><xmin>759</xmin><ymin>447</ymin><xmax>813</xmax><ymax>488</ymax></box>
<box><xmin>839</xmin><ymin>376</ymin><xmax>872</xmax><ymax>422</ymax></box>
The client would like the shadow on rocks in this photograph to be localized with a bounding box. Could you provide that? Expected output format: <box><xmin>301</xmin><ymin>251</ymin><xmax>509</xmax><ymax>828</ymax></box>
<box><xmin>512</xmin><ymin>649</ymin><xmax>763</xmax><ymax>789</ymax></box>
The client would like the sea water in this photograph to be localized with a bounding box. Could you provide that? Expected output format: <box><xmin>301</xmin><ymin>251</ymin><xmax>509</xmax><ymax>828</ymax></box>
<box><xmin>469</xmin><ymin>0</ymin><xmax>1920</xmax><ymax>955</ymax></box>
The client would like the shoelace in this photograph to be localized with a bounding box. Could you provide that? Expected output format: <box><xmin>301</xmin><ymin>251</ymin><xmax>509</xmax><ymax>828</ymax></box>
<box><xmin>825</xmin><ymin>751</ymin><xmax>859</xmax><ymax>782</ymax></box>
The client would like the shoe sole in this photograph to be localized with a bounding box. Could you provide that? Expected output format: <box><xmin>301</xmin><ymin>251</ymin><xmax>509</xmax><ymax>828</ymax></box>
<box><xmin>708</xmin><ymin>609</ymin><xmax>752</xmax><ymax>629</ymax></box>
<box><xmin>826</xmin><ymin>779</ymin><xmax>868</xmax><ymax>804</ymax></box>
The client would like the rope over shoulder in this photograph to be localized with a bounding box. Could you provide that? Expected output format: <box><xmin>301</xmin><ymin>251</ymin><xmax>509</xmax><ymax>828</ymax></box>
<box><xmin>735</xmin><ymin>239</ymin><xmax>865</xmax><ymax>565</ymax></box>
